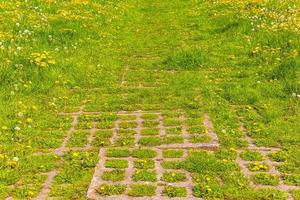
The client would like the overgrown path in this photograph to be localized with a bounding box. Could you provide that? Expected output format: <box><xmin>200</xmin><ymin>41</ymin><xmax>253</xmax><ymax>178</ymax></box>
<box><xmin>0</xmin><ymin>0</ymin><xmax>299</xmax><ymax>199</ymax></box>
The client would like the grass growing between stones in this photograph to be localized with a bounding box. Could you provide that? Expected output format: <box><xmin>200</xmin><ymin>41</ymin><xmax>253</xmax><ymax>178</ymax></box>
<box><xmin>163</xmin><ymin>186</ymin><xmax>187</xmax><ymax>198</ymax></box>
<box><xmin>252</xmin><ymin>173</ymin><xmax>280</xmax><ymax>186</ymax></box>
<box><xmin>131</xmin><ymin>170</ymin><xmax>157</xmax><ymax>182</ymax></box>
<box><xmin>97</xmin><ymin>184</ymin><xmax>126</xmax><ymax>196</ymax></box>
<box><xmin>128</xmin><ymin>184</ymin><xmax>156</xmax><ymax>197</ymax></box>
<box><xmin>101</xmin><ymin>170</ymin><xmax>125</xmax><ymax>182</ymax></box>
<box><xmin>0</xmin><ymin>0</ymin><xmax>299</xmax><ymax>199</ymax></box>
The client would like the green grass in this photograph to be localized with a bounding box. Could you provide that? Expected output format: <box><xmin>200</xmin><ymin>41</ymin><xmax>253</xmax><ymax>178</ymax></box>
<box><xmin>106</xmin><ymin>148</ymin><xmax>130</xmax><ymax>158</ymax></box>
<box><xmin>97</xmin><ymin>121</ymin><xmax>114</xmax><ymax>129</ymax></box>
<box><xmin>101</xmin><ymin>170</ymin><xmax>125</xmax><ymax>181</ymax></box>
<box><xmin>139</xmin><ymin>137</ymin><xmax>161</xmax><ymax>146</ymax></box>
<box><xmin>0</xmin><ymin>0</ymin><xmax>299</xmax><ymax>199</ymax></box>
<box><xmin>283</xmin><ymin>174</ymin><xmax>300</xmax><ymax>186</ymax></box>
<box><xmin>49</xmin><ymin>152</ymin><xmax>97</xmax><ymax>198</ymax></box>
<box><xmin>118</xmin><ymin>129</ymin><xmax>136</xmax><ymax>137</ymax></box>
<box><xmin>104</xmin><ymin>160</ymin><xmax>128</xmax><ymax>169</ymax></box>
<box><xmin>92</xmin><ymin>130</ymin><xmax>112</xmax><ymax>147</ymax></box>
<box><xmin>161</xmin><ymin>161</ymin><xmax>183</xmax><ymax>170</ymax></box>
<box><xmin>161</xmin><ymin>49</ymin><xmax>210</xmax><ymax>70</ymax></box>
<box><xmin>141</xmin><ymin>128</ymin><xmax>159</xmax><ymax>136</ymax></box>
<box><xmin>77</xmin><ymin>121</ymin><xmax>93</xmax><ymax>130</ymax></box>
<box><xmin>268</xmin><ymin>151</ymin><xmax>288</xmax><ymax>162</ymax></box>
<box><xmin>119</xmin><ymin>121</ymin><xmax>137</xmax><ymax>129</ymax></box>
<box><xmin>133</xmin><ymin>159</ymin><xmax>155</xmax><ymax>169</ymax></box>
<box><xmin>97</xmin><ymin>184</ymin><xmax>126</xmax><ymax>196</ymax></box>
<box><xmin>142</xmin><ymin>114</ymin><xmax>158</xmax><ymax>120</ymax></box>
<box><xmin>164</xmin><ymin>118</ymin><xmax>181</xmax><ymax>126</ymax></box>
<box><xmin>165</xmin><ymin>127</ymin><xmax>182</xmax><ymax>135</ymax></box>
<box><xmin>128</xmin><ymin>184</ymin><xmax>156</xmax><ymax>197</ymax></box>
<box><xmin>131</xmin><ymin>170</ymin><xmax>157</xmax><ymax>182</ymax></box>
<box><xmin>292</xmin><ymin>190</ymin><xmax>300</xmax><ymax>200</ymax></box>
<box><xmin>247</xmin><ymin>162</ymin><xmax>269</xmax><ymax>172</ymax></box>
<box><xmin>142</xmin><ymin>121</ymin><xmax>159</xmax><ymax>128</ymax></box>
<box><xmin>189</xmin><ymin>135</ymin><xmax>211</xmax><ymax>143</ymax></box>
<box><xmin>119</xmin><ymin>115</ymin><xmax>136</xmax><ymax>121</ymax></box>
<box><xmin>115</xmin><ymin>136</ymin><xmax>135</xmax><ymax>147</ymax></box>
<box><xmin>131</xmin><ymin>149</ymin><xmax>157</xmax><ymax>158</ymax></box>
<box><xmin>162</xmin><ymin>149</ymin><xmax>184</xmax><ymax>158</ymax></box>
<box><xmin>66</xmin><ymin>130</ymin><xmax>88</xmax><ymax>147</ymax></box>
<box><xmin>188</xmin><ymin>126</ymin><xmax>207</xmax><ymax>134</ymax></box>
<box><xmin>162</xmin><ymin>171</ymin><xmax>186</xmax><ymax>182</ymax></box>
<box><xmin>255</xmin><ymin>188</ymin><xmax>287</xmax><ymax>200</ymax></box>
<box><xmin>162</xmin><ymin>136</ymin><xmax>184</xmax><ymax>144</ymax></box>
<box><xmin>240</xmin><ymin>150</ymin><xmax>263</xmax><ymax>161</ymax></box>
<box><xmin>163</xmin><ymin>186</ymin><xmax>187</xmax><ymax>197</ymax></box>
<box><xmin>252</xmin><ymin>173</ymin><xmax>280</xmax><ymax>186</ymax></box>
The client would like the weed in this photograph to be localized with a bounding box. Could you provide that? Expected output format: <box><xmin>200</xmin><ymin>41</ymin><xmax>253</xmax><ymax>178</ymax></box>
<box><xmin>247</xmin><ymin>162</ymin><xmax>269</xmax><ymax>172</ymax></box>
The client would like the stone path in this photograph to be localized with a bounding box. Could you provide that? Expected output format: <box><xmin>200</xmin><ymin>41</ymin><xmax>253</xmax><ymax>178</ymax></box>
<box><xmin>87</xmin><ymin>148</ymin><xmax>196</xmax><ymax>200</ymax></box>
<box><xmin>25</xmin><ymin>100</ymin><xmax>299</xmax><ymax>200</ymax></box>
<box><xmin>32</xmin><ymin>102</ymin><xmax>219</xmax><ymax>199</ymax></box>
<box><xmin>87</xmin><ymin>110</ymin><xmax>219</xmax><ymax>199</ymax></box>
<box><xmin>236</xmin><ymin>123</ymin><xmax>299</xmax><ymax>200</ymax></box>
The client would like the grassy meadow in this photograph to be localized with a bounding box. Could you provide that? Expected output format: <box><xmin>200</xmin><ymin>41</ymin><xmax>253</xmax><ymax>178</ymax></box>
<box><xmin>0</xmin><ymin>0</ymin><xmax>299</xmax><ymax>199</ymax></box>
